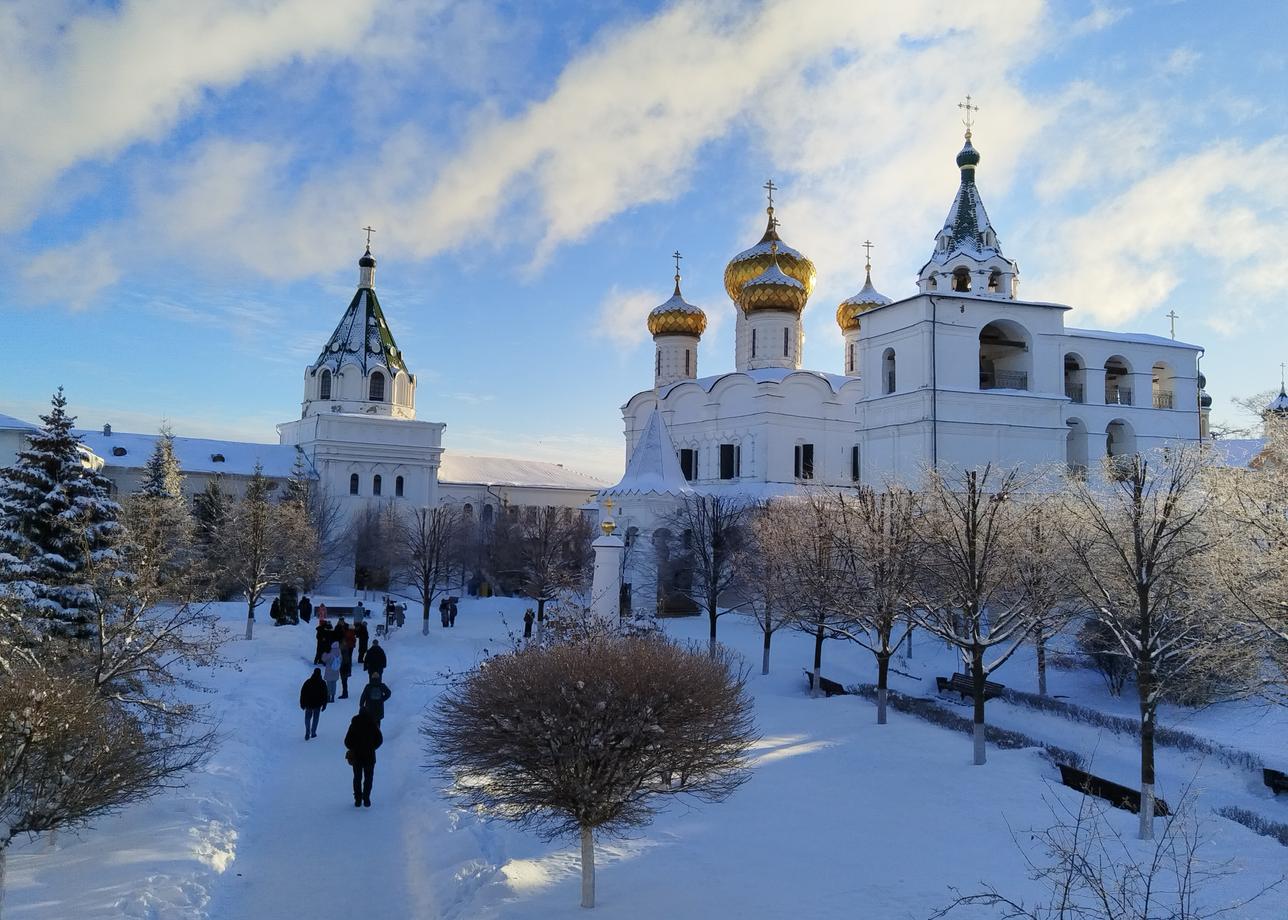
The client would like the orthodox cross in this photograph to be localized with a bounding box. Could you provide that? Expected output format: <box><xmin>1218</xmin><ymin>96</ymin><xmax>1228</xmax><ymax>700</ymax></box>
<box><xmin>763</xmin><ymin>178</ymin><xmax>776</xmax><ymax>210</ymax></box>
<box><xmin>363</xmin><ymin>225</ymin><xmax>376</xmax><ymax>248</ymax></box>
<box><xmin>958</xmin><ymin>94</ymin><xmax>979</xmax><ymax>134</ymax></box>
<box><xmin>673</xmin><ymin>250</ymin><xmax>683</xmax><ymax>277</ymax></box>
<box><xmin>1281</xmin><ymin>361</ymin><xmax>1286</xmax><ymax>391</ymax></box>
<box><xmin>862</xmin><ymin>239</ymin><xmax>874</xmax><ymax>273</ymax></box>
<box><xmin>1166</xmin><ymin>309</ymin><xmax>1179</xmax><ymax>340</ymax></box>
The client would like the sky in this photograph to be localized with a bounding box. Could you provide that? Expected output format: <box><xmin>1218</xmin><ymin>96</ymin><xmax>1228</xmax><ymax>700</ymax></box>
<box><xmin>1</xmin><ymin>0</ymin><xmax>1285</xmax><ymax>481</ymax></box>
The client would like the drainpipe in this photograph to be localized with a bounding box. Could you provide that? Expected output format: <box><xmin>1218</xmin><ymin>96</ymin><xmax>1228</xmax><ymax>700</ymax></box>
<box><xmin>929</xmin><ymin>297</ymin><xmax>939</xmax><ymax>470</ymax></box>
<box><xmin>1196</xmin><ymin>347</ymin><xmax>1205</xmax><ymax>444</ymax></box>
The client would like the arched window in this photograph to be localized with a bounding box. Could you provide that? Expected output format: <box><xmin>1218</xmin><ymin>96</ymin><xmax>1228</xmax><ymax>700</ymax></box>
<box><xmin>1152</xmin><ymin>362</ymin><xmax>1176</xmax><ymax>409</ymax></box>
<box><xmin>847</xmin><ymin>342</ymin><xmax>854</xmax><ymax>374</ymax></box>
<box><xmin>751</xmin><ymin>328</ymin><xmax>757</xmax><ymax>357</ymax></box>
<box><xmin>783</xmin><ymin>327</ymin><xmax>789</xmax><ymax>357</ymax></box>
<box><xmin>1065</xmin><ymin>418</ymin><xmax>1089</xmax><ymax>476</ymax></box>
<box><xmin>978</xmin><ymin>320</ymin><xmax>1031</xmax><ymax>391</ymax></box>
<box><xmin>463</xmin><ymin>503</ymin><xmax>473</xmax><ymax>518</ymax></box>
<box><xmin>369</xmin><ymin>371</ymin><xmax>385</xmax><ymax>401</ymax></box>
<box><xmin>349</xmin><ymin>473</ymin><xmax>359</xmax><ymax>495</ymax></box>
<box><xmin>882</xmin><ymin>348</ymin><xmax>896</xmax><ymax>394</ymax></box>
<box><xmin>1064</xmin><ymin>353</ymin><xmax>1086</xmax><ymax>403</ymax></box>
<box><xmin>656</xmin><ymin>349</ymin><xmax>661</xmax><ymax>377</ymax></box>
<box><xmin>987</xmin><ymin>270</ymin><xmax>1001</xmax><ymax>294</ymax></box>
<box><xmin>684</xmin><ymin>349</ymin><xmax>690</xmax><ymax>376</ymax></box>
<box><xmin>1104</xmin><ymin>356</ymin><xmax>1132</xmax><ymax>405</ymax></box>
<box><xmin>372</xmin><ymin>474</ymin><xmax>382</xmax><ymax>496</ymax></box>
<box><xmin>395</xmin><ymin>475</ymin><xmax>404</xmax><ymax>497</ymax></box>
<box><xmin>319</xmin><ymin>369</ymin><xmax>332</xmax><ymax>400</ymax></box>
<box><xmin>1106</xmin><ymin>419</ymin><xmax>1136</xmax><ymax>458</ymax></box>
<box><xmin>952</xmin><ymin>267</ymin><xmax>972</xmax><ymax>292</ymax></box>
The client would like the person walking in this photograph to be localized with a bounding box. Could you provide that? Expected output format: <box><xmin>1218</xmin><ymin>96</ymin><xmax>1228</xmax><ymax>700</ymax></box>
<box><xmin>332</xmin><ymin>617</ymin><xmax>348</xmax><ymax>648</ymax></box>
<box><xmin>523</xmin><ymin>608</ymin><xmax>534</xmax><ymax>639</ymax></box>
<box><xmin>448</xmin><ymin>598</ymin><xmax>458</xmax><ymax>628</ymax></box>
<box><xmin>359</xmin><ymin>672</ymin><xmax>392</xmax><ymax>725</ymax></box>
<box><xmin>313</xmin><ymin>619</ymin><xmax>331</xmax><ymax>665</ymax></box>
<box><xmin>299</xmin><ymin>667</ymin><xmax>327</xmax><ymax>739</ymax></box>
<box><xmin>270</xmin><ymin>597</ymin><xmax>281</xmax><ymax>623</ymax></box>
<box><xmin>355</xmin><ymin>619</ymin><xmax>370</xmax><ymax>665</ymax></box>
<box><xmin>339</xmin><ymin>623</ymin><xmax>356</xmax><ymax>698</ymax></box>
<box><xmin>364</xmin><ymin>639</ymin><xmax>387</xmax><ymax>679</ymax></box>
<box><xmin>298</xmin><ymin>594</ymin><xmax>313</xmax><ymax>623</ymax></box>
<box><xmin>322</xmin><ymin>641</ymin><xmax>342</xmax><ymax>703</ymax></box>
<box><xmin>344</xmin><ymin>708</ymin><xmax>382</xmax><ymax>808</ymax></box>
<box><xmin>355</xmin><ymin>601</ymin><xmax>366</xmax><ymax>624</ymax></box>
<box><xmin>439</xmin><ymin>597</ymin><xmax>449</xmax><ymax>628</ymax></box>
<box><xmin>316</xmin><ymin>602</ymin><xmax>329</xmax><ymax>623</ymax></box>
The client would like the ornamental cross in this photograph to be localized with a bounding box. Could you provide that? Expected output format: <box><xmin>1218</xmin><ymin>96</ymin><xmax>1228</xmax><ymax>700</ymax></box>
<box><xmin>363</xmin><ymin>225</ymin><xmax>376</xmax><ymax>247</ymax></box>
<box><xmin>673</xmin><ymin>250</ymin><xmax>683</xmax><ymax>276</ymax></box>
<box><xmin>958</xmin><ymin>94</ymin><xmax>979</xmax><ymax>132</ymax></box>
<box><xmin>862</xmin><ymin>239</ymin><xmax>874</xmax><ymax>271</ymax></box>
<box><xmin>1166</xmin><ymin>309</ymin><xmax>1179</xmax><ymax>340</ymax></box>
<box><xmin>763</xmin><ymin>178</ymin><xmax>776</xmax><ymax>210</ymax></box>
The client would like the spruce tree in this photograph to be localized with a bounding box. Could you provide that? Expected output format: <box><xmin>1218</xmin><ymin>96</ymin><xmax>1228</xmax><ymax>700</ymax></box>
<box><xmin>0</xmin><ymin>388</ymin><xmax>125</xmax><ymax>641</ymax></box>
<box><xmin>123</xmin><ymin>424</ymin><xmax>191</xmax><ymax>594</ymax></box>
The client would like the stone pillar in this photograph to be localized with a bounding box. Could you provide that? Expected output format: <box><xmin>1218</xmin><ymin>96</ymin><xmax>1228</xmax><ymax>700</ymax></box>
<box><xmin>590</xmin><ymin>504</ymin><xmax>625</xmax><ymax>623</ymax></box>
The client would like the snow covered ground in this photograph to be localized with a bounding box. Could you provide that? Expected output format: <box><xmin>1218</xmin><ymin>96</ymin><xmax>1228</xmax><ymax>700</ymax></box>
<box><xmin>6</xmin><ymin>598</ymin><xmax>1287</xmax><ymax>919</ymax></box>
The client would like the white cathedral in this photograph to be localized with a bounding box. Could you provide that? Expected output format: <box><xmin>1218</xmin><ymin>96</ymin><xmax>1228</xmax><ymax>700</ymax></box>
<box><xmin>600</xmin><ymin>129</ymin><xmax>1212</xmax><ymax>612</ymax></box>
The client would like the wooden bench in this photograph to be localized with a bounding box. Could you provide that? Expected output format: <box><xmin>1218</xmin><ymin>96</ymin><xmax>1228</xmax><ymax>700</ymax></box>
<box><xmin>1058</xmin><ymin>763</ymin><xmax>1171</xmax><ymax>816</ymax></box>
<box><xmin>1264</xmin><ymin>768</ymin><xmax>1288</xmax><ymax>795</ymax></box>
<box><xmin>937</xmin><ymin>673</ymin><xmax>1005</xmax><ymax>702</ymax></box>
<box><xmin>803</xmin><ymin>670</ymin><xmax>848</xmax><ymax>697</ymax></box>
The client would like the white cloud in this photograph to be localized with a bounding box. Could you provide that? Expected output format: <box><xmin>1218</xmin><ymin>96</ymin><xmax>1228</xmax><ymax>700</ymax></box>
<box><xmin>1069</xmin><ymin>1</ymin><xmax>1129</xmax><ymax>36</ymax></box>
<box><xmin>594</xmin><ymin>287</ymin><xmax>659</xmax><ymax>348</ymax></box>
<box><xmin>21</xmin><ymin>236</ymin><xmax>119</xmax><ymax>310</ymax></box>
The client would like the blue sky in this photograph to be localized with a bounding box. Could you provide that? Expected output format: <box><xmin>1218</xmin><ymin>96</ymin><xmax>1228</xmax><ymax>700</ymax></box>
<box><xmin>1</xmin><ymin>0</ymin><xmax>1285</xmax><ymax>479</ymax></box>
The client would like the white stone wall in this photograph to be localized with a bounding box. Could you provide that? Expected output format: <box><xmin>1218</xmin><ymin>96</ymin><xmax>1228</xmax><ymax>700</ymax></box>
<box><xmin>653</xmin><ymin>333</ymin><xmax>699</xmax><ymax>389</ymax></box>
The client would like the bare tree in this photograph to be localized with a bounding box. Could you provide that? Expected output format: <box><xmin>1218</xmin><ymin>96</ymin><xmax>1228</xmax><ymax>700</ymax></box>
<box><xmin>0</xmin><ymin>661</ymin><xmax>211</xmax><ymax>913</ymax></box>
<box><xmin>1061</xmin><ymin>449</ymin><xmax>1249</xmax><ymax>839</ymax></box>
<box><xmin>399</xmin><ymin>504</ymin><xmax>463</xmax><ymax>634</ymax></box>
<box><xmin>664</xmin><ymin>494</ymin><xmax>755</xmax><ymax>656</ymax></box>
<box><xmin>496</xmin><ymin>505</ymin><xmax>591</xmax><ymax>630</ymax></box>
<box><xmin>742</xmin><ymin>513</ymin><xmax>798</xmax><ymax>675</ymax></box>
<box><xmin>931</xmin><ymin>788</ymin><xmax>1280</xmax><ymax>920</ymax></box>
<box><xmin>1013</xmin><ymin>492</ymin><xmax>1079</xmax><ymax>697</ymax></box>
<box><xmin>833</xmin><ymin>486</ymin><xmax>920</xmax><ymax>724</ymax></box>
<box><xmin>914</xmin><ymin>465</ymin><xmax>1034</xmax><ymax>765</ymax></box>
<box><xmin>426</xmin><ymin>633</ymin><xmax>756</xmax><ymax>909</ymax></box>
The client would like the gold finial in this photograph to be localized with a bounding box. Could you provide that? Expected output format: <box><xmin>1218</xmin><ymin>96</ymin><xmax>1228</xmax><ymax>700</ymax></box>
<box><xmin>363</xmin><ymin>225</ymin><xmax>376</xmax><ymax>249</ymax></box>
<box><xmin>958</xmin><ymin>94</ymin><xmax>979</xmax><ymax>139</ymax></box>
<box><xmin>600</xmin><ymin>497</ymin><xmax>617</xmax><ymax>536</ymax></box>
<box><xmin>862</xmin><ymin>239</ymin><xmax>874</xmax><ymax>279</ymax></box>
<box><xmin>673</xmin><ymin>250</ymin><xmax>683</xmax><ymax>294</ymax></box>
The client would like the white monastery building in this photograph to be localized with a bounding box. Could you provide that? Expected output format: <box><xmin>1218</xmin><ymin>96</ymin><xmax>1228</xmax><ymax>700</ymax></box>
<box><xmin>601</xmin><ymin>129</ymin><xmax>1213</xmax><ymax>611</ymax></box>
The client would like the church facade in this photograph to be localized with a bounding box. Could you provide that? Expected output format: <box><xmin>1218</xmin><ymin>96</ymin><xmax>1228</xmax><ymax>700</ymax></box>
<box><xmin>603</xmin><ymin>130</ymin><xmax>1211</xmax><ymax>611</ymax></box>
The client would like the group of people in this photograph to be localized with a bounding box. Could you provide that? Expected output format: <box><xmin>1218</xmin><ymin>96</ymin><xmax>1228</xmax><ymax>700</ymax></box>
<box><xmin>298</xmin><ymin>602</ymin><xmax>393</xmax><ymax>808</ymax></box>
<box><xmin>438</xmin><ymin>596</ymin><xmax>460</xmax><ymax>628</ymax></box>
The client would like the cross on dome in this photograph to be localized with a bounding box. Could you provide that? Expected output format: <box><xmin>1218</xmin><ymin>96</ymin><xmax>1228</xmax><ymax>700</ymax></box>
<box><xmin>958</xmin><ymin>94</ymin><xmax>979</xmax><ymax>138</ymax></box>
<box><xmin>363</xmin><ymin>225</ymin><xmax>375</xmax><ymax>248</ymax></box>
<box><xmin>862</xmin><ymin>239</ymin><xmax>874</xmax><ymax>275</ymax></box>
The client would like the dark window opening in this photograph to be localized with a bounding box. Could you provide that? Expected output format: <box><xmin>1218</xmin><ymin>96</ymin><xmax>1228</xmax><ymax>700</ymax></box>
<box><xmin>783</xmin><ymin>327</ymin><xmax>789</xmax><ymax>357</ymax></box>
<box><xmin>319</xmin><ymin>369</ymin><xmax>332</xmax><ymax>400</ymax></box>
<box><xmin>369</xmin><ymin>372</ymin><xmax>385</xmax><ymax>401</ymax></box>
<box><xmin>656</xmin><ymin>348</ymin><xmax>661</xmax><ymax>377</ymax></box>
<box><xmin>850</xmin><ymin>445</ymin><xmax>860</xmax><ymax>482</ymax></box>
<box><xmin>349</xmin><ymin>473</ymin><xmax>359</xmax><ymax>495</ymax></box>
<box><xmin>372</xmin><ymin>474</ymin><xmax>382</xmax><ymax>496</ymax></box>
<box><xmin>395</xmin><ymin>475</ymin><xmax>404</xmax><ymax>497</ymax></box>
<box><xmin>719</xmin><ymin>443</ymin><xmax>741</xmax><ymax>480</ymax></box>
<box><xmin>952</xmin><ymin>267</ymin><xmax>971</xmax><ymax>292</ymax></box>
<box><xmin>751</xmin><ymin>328</ymin><xmax>757</xmax><ymax>358</ymax></box>
<box><xmin>684</xmin><ymin>349</ymin><xmax>690</xmax><ymax>376</ymax></box>
<box><xmin>679</xmin><ymin>448</ymin><xmax>698</xmax><ymax>481</ymax></box>
<box><xmin>794</xmin><ymin>443</ymin><xmax>814</xmax><ymax>480</ymax></box>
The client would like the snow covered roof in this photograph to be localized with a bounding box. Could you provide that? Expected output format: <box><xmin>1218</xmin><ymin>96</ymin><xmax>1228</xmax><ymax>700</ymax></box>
<box><xmin>0</xmin><ymin>412</ymin><xmax>37</xmax><ymax>431</ymax></box>
<box><xmin>1211</xmin><ymin>438</ymin><xmax>1266</xmax><ymax>469</ymax></box>
<box><xmin>75</xmin><ymin>429</ymin><xmax>301</xmax><ymax>478</ymax></box>
<box><xmin>438</xmin><ymin>453</ymin><xmax>608</xmax><ymax>490</ymax></box>
<box><xmin>1265</xmin><ymin>389</ymin><xmax>1288</xmax><ymax>415</ymax></box>
<box><xmin>312</xmin><ymin>264</ymin><xmax>408</xmax><ymax>377</ymax></box>
<box><xmin>657</xmin><ymin>367</ymin><xmax>854</xmax><ymax>399</ymax></box>
<box><xmin>1063</xmin><ymin>327</ymin><xmax>1202</xmax><ymax>351</ymax></box>
<box><xmin>601</xmin><ymin>407</ymin><xmax>692</xmax><ymax>498</ymax></box>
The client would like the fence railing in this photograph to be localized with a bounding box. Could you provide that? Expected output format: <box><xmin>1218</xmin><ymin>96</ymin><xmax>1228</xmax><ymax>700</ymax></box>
<box><xmin>1153</xmin><ymin>390</ymin><xmax>1174</xmax><ymax>409</ymax></box>
<box><xmin>981</xmin><ymin>370</ymin><xmax>1029</xmax><ymax>391</ymax></box>
<box><xmin>1065</xmin><ymin>383</ymin><xmax>1084</xmax><ymax>403</ymax></box>
<box><xmin>1105</xmin><ymin>386</ymin><xmax>1133</xmax><ymax>406</ymax></box>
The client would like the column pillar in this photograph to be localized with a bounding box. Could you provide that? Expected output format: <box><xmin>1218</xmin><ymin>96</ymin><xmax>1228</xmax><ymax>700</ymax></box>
<box><xmin>590</xmin><ymin>504</ymin><xmax>625</xmax><ymax>623</ymax></box>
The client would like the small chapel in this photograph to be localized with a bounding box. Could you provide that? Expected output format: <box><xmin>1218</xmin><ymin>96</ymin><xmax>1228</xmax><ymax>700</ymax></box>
<box><xmin>600</xmin><ymin>123</ymin><xmax>1211</xmax><ymax>613</ymax></box>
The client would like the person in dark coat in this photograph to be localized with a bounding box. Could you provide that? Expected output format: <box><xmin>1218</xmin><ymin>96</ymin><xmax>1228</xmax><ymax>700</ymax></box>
<box><xmin>339</xmin><ymin>640</ymin><xmax>354</xmax><ymax>699</ymax></box>
<box><xmin>523</xmin><ymin>608</ymin><xmax>535</xmax><ymax>638</ymax></box>
<box><xmin>355</xmin><ymin>620</ymin><xmax>370</xmax><ymax>664</ymax></box>
<box><xmin>448</xmin><ymin>598</ymin><xmax>458</xmax><ymax>628</ymax></box>
<box><xmin>359</xmin><ymin>672</ymin><xmax>392</xmax><ymax>725</ymax></box>
<box><xmin>300</xmin><ymin>668</ymin><xmax>327</xmax><ymax>739</ymax></box>
<box><xmin>344</xmin><ymin>708</ymin><xmax>383</xmax><ymax>808</ymax></box>
<box><xmin>314</xmin><ymin>620</ymin><xmax>331</xmax><ymax>665</ymax></box>
<box><xmin>439</xmin><ymin>597</ymin><xmax>449</xmax><ymax>628</ymax></box>
<box><xmin>332</xmin><ymin>617</ymin><xmax>348</xmax><ymax>648</ymax></box>
<box><xmin>364</xmin><ymin>640</ymin><xmax>387</xmax><ymax>678</ymax></box>
<box><xmin>270</xmin><ymin>597</ymin><xmax>281</xmax><ymax>623</ymax></box>
<box><xmin>298</xmin><ymin>595</ymin><xmax>313</xmax><ymax>623</ymax></box>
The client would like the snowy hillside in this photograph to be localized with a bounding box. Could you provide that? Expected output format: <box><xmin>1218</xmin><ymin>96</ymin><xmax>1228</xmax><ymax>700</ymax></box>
<box><xmin>7</xmin><ymin>598</ymin><xmax>1286</xmax><ymax>919</ymax></box>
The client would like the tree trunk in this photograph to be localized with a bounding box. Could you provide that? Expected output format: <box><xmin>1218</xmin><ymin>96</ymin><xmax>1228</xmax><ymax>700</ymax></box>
<box><xmin>1</xmin><ymin>846</ymin><xmax>7</xmax><ymax>920</ymax></box>
<box><xmin>812</xmin><ymin>618</ymin><xmax>824</xmax><ymax>699</ymax></box>
<box><xmin>580</xmin><ymin>824</ymin><xmax>595</xmax><ymax>909</ymax></box>
<box><xmin>244</xmin><ymin>595</ymin><xmax>257</xmax><ymax>640</ymax></box>
<box><xmin>708</xmin><ymin>606</ymin><xmax>718</xmax><ymax>659</ymax></box>
<box><xmin>1138</xmin><ymin>680</ymin><xmax>1156</xmax><ymax>840</ymax></box>
<box><xmin>761</xmin><ymin>629</ymin><xmax>771</xmax><ymax>676</ymax></box>
<box><xmin>1036</xmin><ymin>633</ymin><xmax>1048</xmax><ymax>697</ymax></box>
<box><xmin>905</xmin><ymin>627</ymin><xmax>913</xmax><ymax>659</ymax></box>
<box><xmin>971</xmin><ymin>647</ymin><xmax>986</xmax><ymax>765</ymax></box>
<box><xmin>876</xmin><ymin>652</ymin><xmax>890</xmax><ymax>725</ymax></box>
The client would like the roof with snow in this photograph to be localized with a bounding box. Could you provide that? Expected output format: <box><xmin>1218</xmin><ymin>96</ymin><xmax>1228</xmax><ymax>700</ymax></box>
<box><xmin>601</xmin><ymin>406</ymin><xmax>692</xmax><ymax>498</ymax></box>
<box><xmin>1266</xmin><ymin>388</ymin><xmax>1288</xmax><ymax>416</ymax></box>
<box><xmin>438</xmin><ymin>453</ymin><xmax>607</xmax><ymax>490</ymax></box>
<box><xmin>0</xmin><ymin>412</ymin><xmax>37</xmax><ymax>431</ymax></box>
<box><xmin>75</xmin><ymin>429</ymin><xmax>301</xmax><ymax>478</ymax></box>
<box><xmin>1063</xmin><ymin>327</ymin><xmax>1202</xmax><ymax>350</ymax></box>
<box><xmin>655</xmin><ymin>367</ymin><xmax>854</xmax><ymax>400</ymax></box>
<box><xmin>312</xmin><ymin>251</ymin><xmax>408</xmax><ymax>377</ymax></box>
<box><xmin>921</xmin><ymin>135</ymin><xmax>1017</xmax><ymax>274</ymax></box>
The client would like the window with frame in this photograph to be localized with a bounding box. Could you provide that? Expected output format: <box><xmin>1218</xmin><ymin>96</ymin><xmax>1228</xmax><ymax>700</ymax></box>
<box><xmin>719</xmin><ymin>443</ymin><xmax>741</xmax><ymax>480</ymax></box>
<box><xmin>751</xmin><ymin>328</ymin><xmax>757</xmax><ymax>357</ymax></box>
<box><xmin>656</xmin><ymin>348</ymin><xmax>662</xmax><ymax>377</ymax></box>
<box><xmin>783</xmin><ymin>327</ymin><xmax>789</xmax><ymax>357</ymax></box>
<box><xmin>395</xmin><ymin>475</ymin><xmax>404</xmax><ymax>497</ymax></box>
<box><xmin>850</xmin><ymin>445</ymin><xmax>860</xmax><ymax>482</ymax></box>
<box><xmin>319</xmin><ymin>369</ymin><xmax>332</xmax><ymax>400</ymax></box>
<box><xmin>794</xmin><ymin>443</ymin><xmax>815</xmax><ymax>480</ymax></box>
<box><xmin>679</xmin><ymin>448</ymin><xmax>698</xmax><ymax>481</ymax></box>
<box><xmin>349</xmin><ymin>473</ymin><xmax>359</xmax><ymax>495</ymax></box>
<box><xmin>369</xmin><ymin>371</ymin><xmax>385</xmax><ymax>401</ymax></box>
<box><xmin>372</xmin><ymin>474</ymin><xmax>382</xmax><ymax>496</ymax></box>
<box><xmin>684</xmin><ymin>349</ymin><xmax>690</xmax><ymax>376</ymax></box>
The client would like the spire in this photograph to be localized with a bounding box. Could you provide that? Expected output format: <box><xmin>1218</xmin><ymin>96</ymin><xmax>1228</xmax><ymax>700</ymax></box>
<box><xmin>602</xmin><ymin>406</ymin><xmax>692</xmax><ymax>497</ymax></box>
<box><xmin>358</xmin><ymin>228</ymin><xmax>377</xmax><ymax>289</ymax></box>
<box><xmin>673</xmin><ymin>249</ymin><xmax>683</xmax><ymax>296</ymax></box>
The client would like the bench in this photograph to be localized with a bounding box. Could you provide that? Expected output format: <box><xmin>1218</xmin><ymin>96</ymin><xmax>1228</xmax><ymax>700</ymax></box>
<box><xmin>1265</xmin><ymin>768</ymin><xmax>1288</xmax><ymax>795</ymax></box>
<box><xmin>1058</xmin><ymin>763</ymin><xmax>1171</xmax><ymax>816</ymax></box>
<box><xmin>803</xmin><ymin>670</ymin><xmax>847</xmax><ymax>697</ymax></box>
<box><xmin>937</xmin><ymin>673</ymin><xmax>1005</xmax><ymax>702</ymax></box>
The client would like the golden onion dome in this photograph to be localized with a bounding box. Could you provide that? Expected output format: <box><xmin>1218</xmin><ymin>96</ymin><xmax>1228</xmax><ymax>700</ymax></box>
<box><xmin>724</xmin><ymin>207</ymin><xmax>816</xmax><ymax>302</ymax></box>
<box><xmin>836</xmin><ymin>263</ymin><xmax>892</xmax><ymax>333</ymax></box>
<box><xmin>737</xmin><ymin>242</ymin><xmax>808</xmax><ymax>315</ymax></box>
<box><xmin>647</xmin><ymin>273</ymin><xmax>707</xmax><ymax>338</ymax></box>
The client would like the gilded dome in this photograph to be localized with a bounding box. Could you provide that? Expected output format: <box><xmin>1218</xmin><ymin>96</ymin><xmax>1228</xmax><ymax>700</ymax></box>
<box><xmin>737</xmin><ymin>244</ymin><xmax>808</xmax><ymax>315</ymax></box>
<box><xmin>647</xmin><ymin>277</ymin><xmax>707</xmax><ymax>337</ymax></box>
<box><xmin>724</xmin><ymin>210</ymin><xmax>816</xmax><ymax>302</ymax></box>
<box><xmin>836</xmin><ymin>267</ymin><xmax>891</xmax><ymax>333</ymax></box>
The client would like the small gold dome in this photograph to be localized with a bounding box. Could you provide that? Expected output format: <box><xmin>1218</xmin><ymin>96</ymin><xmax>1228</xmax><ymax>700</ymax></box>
<box><xmin>835</xmin><ymin>267</ymin><xmax>891</xmax><ymax>333</ymax></box>
<box><xmin>738</xmin><ymin>244</ymin><xmax>808</xmax><ymax>315</ymax></box>
<box><xmin>647</xmin><ymin>279</ymin><xmax>707</xmax><ymax>338</ymax></box>
<box><xmin>724</xmin><ymin>211</ymin><xmax>816</xmax><ymax>303</ymax></box>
